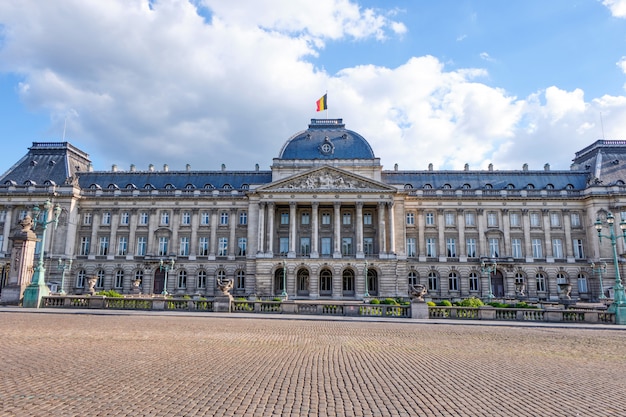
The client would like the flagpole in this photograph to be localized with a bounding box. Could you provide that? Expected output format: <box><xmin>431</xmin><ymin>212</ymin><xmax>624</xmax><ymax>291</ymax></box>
<box><xmin>325</xmin><ymin>90</ymin><xmax>328</xmax><ymax>119</ymax></box>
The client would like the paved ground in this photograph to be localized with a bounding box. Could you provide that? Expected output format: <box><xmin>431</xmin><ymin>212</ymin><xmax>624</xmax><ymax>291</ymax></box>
<box><xmin>0</xmin><ymin>311</ymin><xmax>624</xmax><ymax>417</ymax></box>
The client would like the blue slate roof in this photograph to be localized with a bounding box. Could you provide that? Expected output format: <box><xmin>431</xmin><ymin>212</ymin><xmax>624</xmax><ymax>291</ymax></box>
<box><xmin>278</xmin><ymin>119</ymin><xmax>375</xmax><ymax>160</ymax></box>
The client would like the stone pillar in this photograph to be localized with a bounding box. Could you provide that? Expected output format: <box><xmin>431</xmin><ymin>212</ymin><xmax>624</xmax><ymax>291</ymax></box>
<box><xmin>388</xmin><ymin>201</ymin><xmax>396</xmax><ymax>255</ymax></box>
<box><xmin>477</xmin><ymin>209</ymin><xmax>486</xmax><ymax>257</ymax></box>
<box><xmin>228</xmin><ymin>208</ymin><xmax>237</xmax><ymax>260</ymax></box>
<box><xmin>437</xmin><ymin>209</ymin><xmax>445</xmax><ymax>261</ymax></box>
<box><xmin>1</xmin><ymin>217</ymin><xmax>38</xmax><ymax>305</ymax></box>
<box><xmin>1</xmin><ymin>207</ymin><xmax>13</xmax><ymax>253</ymax></box>
<box><xmin>267</xmin><ymin>203</ymin><xmax>275</xmax><ymax>256</ymax></box>
<box><xmin>378</xmin><ymin>202</ymin><xmax>386</xmax><ymax>256</ymax></box>
<box><xmin>417</xmin><ymin>209</ymin><xmax>425</xmax><ymax>260</ymax></box>
<box><xmin>311</xmin><ymin>202</ymin><xmax>319</xmax><ymax>258</ymax></box>
<box><xmin>457</xmin><ymin>209</ymin><xmax>466</xmax><ymax>260</ymax></box>
<box><xmin>522</xmin><ymin>209</ymin><xmax>532</xmax><ymax>262</ymax></box>
<box><xmin>288</xmin><ymin>202</ymin><xmax>297</xmax><ymax>257</ymax></box>
<box><xmin>333</xmin><ymin>202</ymin><xmax>341</xmax><ymax>258</ymax></box>
<box><xmin>543</xmin><ymin>209</ymin><xmax>553</xmax><ymax>259</ymax></box>
<box><xmin>356</xmin><ymin>202</ymin><xmax>364</xmax><ymax>258</ymax></box>
<box><xmin>563</xmin><ymin>209</ymin><xmax>574</xmax><ymax>262</ymax></box>
<box><xmin>109</xmin><ymin>209</ymin><xmax>119</xmax><ymax>259</ymax></box>
<box><xmin>209</xmin><ymin>209</ymin><xmax>218</xmax><ymax>260</ymax></box>
<box><xmin>127</xmin><ymin>209</ymin><xmax>138</xmax><ymax>259</ymax></box>
<box><xmin>89</xmin><ymin>211</ymin><xmax>100</xmax><ymax>259</ymax></box>
<box><xmin>257</xmin><ymin>202</ymin><xmax>266</xmax><ymax>255</ymax></box>
<box><xmin>189</xmin><ymin>209</ymin><xmax>199</xmax><ymax>258</ymax></box>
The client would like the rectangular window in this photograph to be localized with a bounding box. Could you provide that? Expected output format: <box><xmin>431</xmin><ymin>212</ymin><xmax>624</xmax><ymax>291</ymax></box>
<box><xmin>300</xmin><ymin>237</ymin><xmax>311</xmax><ymax>256</ymax></box>
<box><xmin>98</xmin><ymin>237</ymin><xmax>109</xmax><ymax>256</ymax></box>
<box><xmin>181</xmin><ymin>212</ymin><xmax>191</xmax><ymax>225</ymax></box>
<box><xmin>406</xmin><ymin>212</ymin><xmax>415</xmax><ymax>225</ymax></box>
<box><xmin>465</xmin><ymin>212</ymin><xmax>475</xmax><ymax>227</ymax></box>
<box><xmin>341</xmin><ymin>237</ymin><xmax>353</xmax><ymax>255</ymax></box>
<box><xmin>120</xmin><ymin>212</ymin><xmax>129</xmax><ymax>225</ymax></box>
<box><xmin>469</xmin><ymin>273</ymin><xmax>479</xmax><ymax>292</ymax></box>
<box><xmin>449</xmin><ymin>275</ymin><xmax>459</xmax><ymax>291</ymax></box>
<box><xmin>238</xmin><ymin>237</ymin><xmax>247</xmax><ymax>256</ymax></box>
<box><xmin>80</xmin><ymin>237</ymin><xmax>90</xmax><ymax>256</ymax></box>
<box><xmin>198</xmin><ymin>237</ymin><xmax>209</xmax><ymax>256</ymax></box>
<box><xmin>218</xmin><ymin>237</ymin><xmax>228</xmax><ymax>256</ymax></box>
<box><xmin>487</xmin><ymin>212</ymin><xmax>498</xmax><ymax>227</ymax></box>
<box><xmin>139</xmin><ymin>212</ymin><xmax>149</xmax><ymax>225</ymax></box>
<box><xmin>445</xmin><ymin>212</ymin><xmax>455</xmax><ymax>226</ymax></box>
<box><xmin>280</xmin><ymin>212</ymin><xmax>289</xmax><ymax>225</ymax></box>
<box><xmin>536</xmin><ymin>275</ymin><xmax>546</xmax><ymax>292</ymax></box>
<box><xmin>102</xmin><ymin>212</ymin><xmax>111</xmax><ymax>225</ymax></box>
<box><xmin>406</xmin><ymin>238</ymin><xmax>416</xmax><ymax>257</ymax></box>
<box><xmin>179</xmin><ymin>237</ymin><xmax>190</xmax><ymax>256</ymax></box>
<box><xmin>220</xmin><ymin>212</ymin><xmax>229</xmax><ymax>225</ymax></box>
<box><xmin>321</xmin><ymin>237</ymin><xmax>332</xmax><ymax>255</ymax></box>
<box><xmin>426</xmin><ymin>238</ymin><xmax>436</xmax><ymax>257</ymax></box>
<box><xmin>573</xmin><ymin>239</ymin><xmax>584</xmax><ymax>259</ymax></box>
<box><xmin>115</xmin><ymin>271</ymin><xmax>124</xmax><ymax>289</ymax></box>
<box><xmin>425</xmin><ymin>212</ymin><xmax>435</xmax><ymax>225</ymax></box>
<box><xmin>177</xmin><ymin>272</ymin><xmax>186</xmax><ymax>289</ymax></box>
<box><xmin>578</xmin><ymin>276</ymin><xmax>588</xmax><ymax>293</ymax></box>
<box><xmin>0</xmin><ymin>210</ymin><xmax>6</xmax><ymax>223</ymax></box>
<box><xmin>279</xmin><ymin>237</ymin><xmax>289</xmax><ymax>255</ymax></box>
<box><xmin>201</xmin><ymin>212</ymin><xmax>210</xmax><ymax>225</ymax></box>
<box><xmin>117</xmin><ymin>236</ymin><xmax>128</xmax><ymax>256</ymax></box>
<box><xmin>136</xmin><ymin>236</ymin><xmax>147</xmax><ymax>256</ymax></box>
<box><xmin>512</xmin><ymin>238</ymin><xmax>523</xmax><ymax>258</ymax></box>
<box><xmin>239</xmin><ymin>211</ymin><xmax>248</xmax><ymax>225</ymax></box>
<box><xmin>428</xmin><ymin>274</ymin><xmax>438</xmax><ymax>291</ymax></box>
<box><xmin>342</xmin><ymin>212</ymin><xmax>351</xmax><ymax>225</ymax></box>
<box><xmin>509</xmin><ymin>212</ymin><xmax>520</xmax><ymax>227</ymax></box>
<box><xmin>158</xmin><ymin>237</ymin><xmax>169</xmax><ymax>256</ymax></box>
<box><xmin>160</xmin><ymin>211</ymin><xmax>169</xmax><ymax>225</ymax></box>
<box><xmin>363</xmin><ymin>212</ymin><xmax>372</xmax><ymax>225</ymax></box>
<box><xmin>301</xmin><ymin>212</ymin><xmax>310</xmax><ymax>225</ymax></box>
<box><xmin>571</xmin><ymin>212</ymin><xmax>581</xmax><ymax>228</ymax></box>
<box><xmin>552</xmin><ymin>238</ymin><xmax>563</xmax><ymax>259</ymax></box>
<box><xmin>532</xmin><ymin>239</ymin><xmax>543</xmax><ymax>258</ymax></box>
<box><xmin>489</xmin><ymin>238</ymin><xmax>500</xmax><ymax>258</ymax></box>
<box><xmin>466</xmin><ymin>238</ymin><xmax>476</xmax><ymax>258</ymax></box>
<box><xmin>0</xmin><ymin>234</ymin><xmax>3</xmax><ymax>251</ymax></box>
<box><xmin>321</xmin><ymin>212</ymin><xmax>331</xmax><ymax>225</ymax></box>
<box><xmin>83</xmin><ymin>212</ymin><xmax>92</xmax><ymax>225</ymax></box>
<box><xmin>363</xmin><ymin>237</ymin><xmax>373</xmax><ymax>255</ymax></box>
<box><xmin>446</xmin><ymin>238</ymin><xmax>456</xmax><ymax>257</ymax></box>
<box><xmin>550</xmin><ymin>212</ymin><xmax>561</xmax><ymax>227</ymax></box>
<box><xmin>530</xmin><ymin>212</ymin><xmax>541</xmax><ymax>227</ymax></box>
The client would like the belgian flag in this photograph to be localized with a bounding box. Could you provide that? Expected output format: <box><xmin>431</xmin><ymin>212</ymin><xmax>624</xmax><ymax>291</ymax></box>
<box><xmin>316</xmin><ymin>94</ymin><xmax>327</xmax><ymax>112</ymax></box>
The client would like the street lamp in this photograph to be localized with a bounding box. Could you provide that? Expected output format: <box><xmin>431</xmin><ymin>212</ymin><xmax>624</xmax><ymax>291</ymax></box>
<box><xmin>589</xmin><ymin>261</ymin><xmax>607</xmax><ymax>300</ymax></box>
<box><xmin>281</xmin><ymin>259</ymin><xmax>287</xmax><ymax>299</ymax></box>
<box><xmin>159</xmin><ymin>258</ymin><xmax>175</xmax><ymax>296</ymax></box>
<box><xmin>23</xmin><ymin>199</ymin><xmax>62</xmax><ymax>308</ymax></box>
<box><xmin>480</xmin><ymin>260</ymin><xmax>497</xmax><ymax>301</ymax></box>
<box><xmin>594</xmin><ymin>212</ymin><xmax>626</xmax><ymax>324</ymax></box>
<box><xmin>57</xmin><ymin>258</ymin><xmax>73</xmax><ymax>295</ymax></box>
<box><xmin>364</xmin><ymin>260</ymin><xmax>370</xmax><ymax>298</ymax></box>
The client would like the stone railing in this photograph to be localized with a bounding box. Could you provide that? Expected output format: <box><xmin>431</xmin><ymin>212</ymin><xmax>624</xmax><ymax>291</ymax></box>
<box><xmin>429</xmin><ymin>306</ymin><xmax>615</xmax><ymax>324</ymax></box>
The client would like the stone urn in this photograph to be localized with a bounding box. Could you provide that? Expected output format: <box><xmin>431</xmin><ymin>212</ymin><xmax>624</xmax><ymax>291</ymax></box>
<box><xmin>558</xmin><ymin>283</ymin><xmax>572</xmax><ymax>300</ymax></box>
<box><xmin>408</xmin><ymin>284</ymin><xmax>427</xmax><ymax>302</ymax></box>
<box><xmin>515</xmin><ymin>282</ymin><xmax>526</xmax><ymax>297</ymax></box>
<box><xmin>131</xmin><ymin>278</ymin><xmax>141</xmax><ymax>294</ymax></box>
<box><xmin>86</xmin><ymin>276</ymin><xmax>98</xmax><ymax>296</ymax></box>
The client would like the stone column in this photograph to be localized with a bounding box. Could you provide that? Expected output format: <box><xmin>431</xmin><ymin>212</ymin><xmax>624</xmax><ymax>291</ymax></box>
<box><xmin>477</xmin><ymin>209</ymin><xmax>486</xmax><ymax>258</ymax></box>
<box><xmin>209</xmin><ymin>209</ymin><xmax>218</xmax><ymax>260</ymax></box>
<box><xmin>1</xmin><ymin>207</ymin><xmax>13</xmax><ymax>253</ymax></box>
<box><xmin>333</xmin><ymin>202</ymin><xmax>341</xmax><ymax>258</ymax></box>
<box><xmin>89</xmin><ymin>211</ymin><xmax>100</xmax><ymax>259</ymax></box>
<box><xmin>356</xmin><ymin>202</ymin><xmax>364</xmax><ymax>258</ymax></box>
<box><xmin>457</xmin><ymin>209</ymin><xmax>466</xmax><ymax>260</ymax></box>
<box><xmin>437</xmin><ymin>209</ymin><xmax>445</xmax><ymax>261</ymax></box>
<box><xmin>189</xmin><ymin>209</ymin><xmax>199</xmax><ymax>259</ymax></box>
<box><xmin>378</xmin><ymin>202</ymin><xmax>386</xmax><ymax>256</ymax></box>
<box><xmin>543</xmin><ymin>209</ymin><xmax>553</xmax><ymax>259</ymax></box>
<box><xmin>257</xmin><ymin>202</ymin><xmax>266</xmax><ymax>255</ymax></box>
<box><xmin>228</xmin><ymin>208</ymin><xmax>237</xmax><ymax>260</ymax></box>
<box><xmin>171</xmin><ymin>209</ymin><xmax>180</xmax><ymax>257</ymax></box>
<box><xmin>267</xmin><ymin>203</ymin><xmax>275</xmax><ymax>256</ymax></box>
<box><xmin>0</xmin><ymin>218</ymin><xmax>37</xmax><ymax>305</ymax></box>
<box><xmin>109</xmin><ymin>209</ymin><xmax>119</xmax><ymax>259</ymax></box>
<box><xmin>522</xmin><ymin>209</ymin><xmax>532</xmax><ymax>262</ymax></box>
<box><xmin>417</xmin><ymin>209</ymin><xmax>425</xmax><ymax>260</ymax></box>
<box><xmin>147</xmin><ymin>208</ymin><xmax>158</xmax><ymax>256</ymax></box>
<box><xmin>127</xmin><ymin>209</ymin><xmax>138</xmax><ymax>259</ymax></box>
<box><xmin>388</xmin><ymin>201</ymin><xmax>396</xmax><ymax>255</ymax></box>
<box><xmin>502</xmin><ymin>209</ymin><xmax>511</xmax><ymax>257</ymax></box>
<box><xmin>563</xmin><ymin>209</ymin><xmax>574</xmax><ymax>262</ymax></box>
<box><xmin>289</xmin><ymin>202</ymin><xmax>297</xmax><ymax>257</ymax></box>
<box><xmin>311</xmin><ymin>202</ymin><xmax>319</xmax><ymax>258</ymax></box>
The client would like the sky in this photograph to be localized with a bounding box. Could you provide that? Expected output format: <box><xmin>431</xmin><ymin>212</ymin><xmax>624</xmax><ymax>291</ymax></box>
<box><xmin>1</xmin><ymin>0</ymin><xmax>626</xmax><ymax>175</ymax></box>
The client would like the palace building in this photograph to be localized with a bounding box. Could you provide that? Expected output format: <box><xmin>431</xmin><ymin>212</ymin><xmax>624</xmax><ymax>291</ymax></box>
<box><xmin>1</xmin><ymin>118</ymin><xmax>626</xmax><ymax>302</ymax></box>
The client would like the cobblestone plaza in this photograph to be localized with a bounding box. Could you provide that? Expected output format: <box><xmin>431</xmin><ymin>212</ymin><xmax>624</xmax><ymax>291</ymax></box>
<box><xmin>1</xmin><ymin>312</ymin><xmax>624</xmax><ymax>416</ymax></box>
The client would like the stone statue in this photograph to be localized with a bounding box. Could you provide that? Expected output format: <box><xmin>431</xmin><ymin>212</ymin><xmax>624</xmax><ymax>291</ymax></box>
<box><xmin>86</xmin><ymin>276</ymin><xmax>98</xmax><ymax>295</ymax></box>
<box><xmin>19</xmin><ymin>216</ymin><xmax>34</xmax><ymax>232</ymax></box>
<box><xmin>408</xmin><ymin>284</ymin><xmax>427</xmax><ymax>301</ymax></box>
<box><xmin>217</xmin><ymin>278</ymin><xmax>234</xmax><ymax>296</ymax></box>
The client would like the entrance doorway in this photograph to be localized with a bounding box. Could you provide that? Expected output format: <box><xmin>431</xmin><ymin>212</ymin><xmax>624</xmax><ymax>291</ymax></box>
<box><xmin>492</xmin><ymin>271</ymin><xmax>505</xmax><ymax>298</ymax></box>
<box><xmin>153</xmin><ymin>269</ymin><xmax>165</xmax><ymax>294</ymax></box>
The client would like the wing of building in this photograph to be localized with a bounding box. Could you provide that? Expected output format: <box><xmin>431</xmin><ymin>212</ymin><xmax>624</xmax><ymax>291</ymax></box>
<box><xmin>1</xmin><ymin>119</ymin><xmax>625</xmax><ymax>302</ymax></box>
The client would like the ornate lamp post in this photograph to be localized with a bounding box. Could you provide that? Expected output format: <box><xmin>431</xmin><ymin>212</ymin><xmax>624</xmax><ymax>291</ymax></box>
<box><xmin>281</xmin><ymin>259</ymin><xmax>287</xmax><ymax>300</ymax></box>
<box><xmin>23</xmin><ymin>199</ymin><xmax>62</xmax><ymax>308</ymax></box>
<box><xmin>159</xmin><ymin>258</ymin><xmax>175</xmax><ymax>296</ymax></box>
<box><xmin>364</xmin><ymin>260</ymin><xmax>370</xmax><ymax>298</ymax></box>
<box><xmin>56</xmin><ymin>258</ymin><xmax>73</xmax><ymax>295</ymax></box>
<box><xmin>589</xmin><ymin>261</ymin><xmax>607</xmax><ymax>300</ymax></box>
<box><xmin>594</xmin><ymin>212</ymin><xmax>626</xmax><ymax>324</ymax></box>
<box><xmin>480</xmin><ymin>260</ymin><xmax>497</xmax><ymax>301</ymax></box>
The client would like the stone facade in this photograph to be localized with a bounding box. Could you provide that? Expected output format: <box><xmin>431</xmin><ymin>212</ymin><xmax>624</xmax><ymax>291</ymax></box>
<box><xmin>1</xmin><ymin>120</ymin><xmax>626</xmax><ymax>302</ymax></box>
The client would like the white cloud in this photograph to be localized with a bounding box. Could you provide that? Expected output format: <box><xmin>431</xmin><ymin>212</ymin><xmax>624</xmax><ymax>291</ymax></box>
<box><xmin>603</xmin><ymin>0</ymin><xmax>626</xmax><ymax>18</ymax></box>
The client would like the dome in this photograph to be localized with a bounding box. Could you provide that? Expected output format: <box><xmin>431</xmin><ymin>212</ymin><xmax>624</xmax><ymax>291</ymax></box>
<box><xmin>278</xmin><ymin>119</ymin><xmax>376</xmax><ymax>160</ymax></box>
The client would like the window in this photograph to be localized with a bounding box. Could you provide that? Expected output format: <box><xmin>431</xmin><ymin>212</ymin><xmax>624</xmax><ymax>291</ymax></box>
<box><xmin>0</xmin><ymin>235</ymin><xmax>3</xmax><ymax>251</ymax></box>
<box><xmin>342</xmin><ymin>212</ymin><xmax>351</xmax><ymax>225</ymax></box>
<box><xmin>300</xmin><ymin>238</ymin><xmax>311</xmax><ymax>256</ymax></box>
<box><xmin>573</xmin><ymin>239</ymin><xmax>584</xmax><ymax>259</ymax></box>
<box><xmin>363</xmin><ymin>212</ymin><xmax>372</xmax><ymax>225</ymax></box>
<box><xmin>445</xmin><ymin>212</ymin><xmax>455</xmax><ymax>226</ymax></box>
<box><xmin>76</xmin><ymin>269</ymin><xmax>86</xmax><ymax>288</ymax></box>
<box><xmin>321</xmin><ymin>212</ymin><xmax>331</xmax><ymax>225</ymax></box>
<box><xmin>341</xmin><ymin>237</ymin><xmax>353</xmax><ymax>255</ymax></box>
<box><xmin>512</xmin><ymin>238</ymin><xmax>523</xmax><ymax>258</ymax></box>
<box><xmin>0</xmin><ymin>210</ymin><xmax>5</xmax><ymax>223</ymax></box>
<box><xmin>556</xmin><ymin>273</ymin><xmax>567</xmax><ymax>285</ymax></box>
<box><xmin>139</xmin><ymin>212</ymin><xmax>149</xmax><ymax>225</ymax></box>
<box><xmin>321</xmin><ymin>237</ymin><xmax>331</xmax><ymax>256</ymax></box>
<box><xmin>160</xmin><ymin>211</ymin><xmax>170</xmax><ymax>225</ymax></box>
<box><xmin>197</xmin><ymin>270</ymin><xmax>207</xmax><ymax>289</ymax></box>
<box><xmin>220</xmin><ymin>212</ymin><xmax>229</xmax><ymax>225</ymax></box>
<box><xmin>181</xmin><ymin>212</ymin><xmax>191</xmax><ymax>225</ymax></box>
<box><xmin>550</xmin><ymin>212</ymin><xmax>561</xmax><ymax>227</ymax></box>
<box><xmin>425</xmin><ymin>212</ymin><xmax>435</xmax><ymax>225</ymax></box>
<box><xmin>199</xmin><ymin>237</ymin><xmax>209</xmax><ymax>256</ymax></box>
<box><xmin>136</xmin><ymin>236</ymin><xmax>147</xmax><ymax>256</ymax></box>
<box><xmin>465</xmin><ymin>212</ymin><xmax>475</xmax><ymax>227</ymax></box>
<box><xmin>363</xmin><ymin>238</ymin><xmax>373</xmax><ymax>255</ymax></box>
<box><xmin>406</xmin><ymin>238</ymin><xmax>416</xmax><ymax>257</ymax></box>
<box><xmin>19</xmin><ymin>210</ymin><xmax>28</xmax><ymax>220</ymax></box>
<box><xmin>577</xmin><ymin>274</ymin><xmax>588</xmax><ymax>293</ymax></box>
<box><xmin>98</xmin><ymin>237</ymin><xmax>109</xmax><ymax>256</ymax></box>
<box><xmin>80</xmin><ymin>237</ymin><xmax>90</xmax><ymax>256</ymax></box>
<box><xmin>530</xmin><ymin>212</ymin><xmax>541</xmax><ymax>227</ymax></box>
<box><xmin>239</xmin><ymin>211</ymin><xmax>248</xmax><ymax>225</ymax></box>
<box><xmin>487</xmin><ymin>212</ymin><xmax>498</xmax><ymax>227</ymax></box>
<box><xmin>135</xmin><ymin>270</ymin><xmax>144</xmax><ymax>287</ymax></box>
<box><xmin>177</xmin><ymin>270</ymin><xmax>187</xmax><ymax>289</ymax></box>
<box><xmin>510</xmin><ymin>212</ymin><xmax>520</xmax><ymax>227</ymax></box>
<box><xmin>236</xmin><ymin>270</ymin><xmax>246</xmax><ymax>290</ymax></box>
<box><xmin>238</xmin><ymin>238</ymin><xmax>247</xmax><ymax>256</ymax></box>
<box><xmin>552</xmin><ymin>239</ymin><xmax>563</xmax><ymax>259</ymax></box>
<box><xmin>280</xmin><ymin>212</ymin><xmax>289</xmax><ymax>225</ymax></box>
<box><xmin>179</xmin><ymin>237</ymin><xmax>190</xmax><ymax>256</ymax></box>
<box><xmin>536</xmin><ymin>273</ymin><xmax>546</xmax><ymax>292</ymax></box>
<box><xmin>83</xmin><ymin>212</ymin><xmax>92</xmax><ymax>225</ymax></box>
<box><xmin>120</xmin><ymin>212</ymin><xmax>129</xmax><ymax>225</ymax></box>
<box><xmin>469</xmin><ymin>272</ymin><xmax>479</xmax><ymax>292</ymax></box>
<box><xmin>218</xmin><ymin>237</ymin><xmax>228</xmax><ymax>256</ymax></box>
<box><xmin>571</xmin><ymin>212</ymin><xmax>581</xmax><ymax>228</ymax></box>
<box><xmin>426</xmin><ymin>238</ymin><xmax>436</xmax><ymax>257</ymax></box>
<box><xmin>301</xmin><ymin>212</ymin><xmax>310</xmax><ymax>225</ymax></box>
<box><xmin>408</xmin><ymin>271</ymin><xmax>418</xmax><ymax>286</ymax></box>
<box><xmin>446</xmin><ymin>238</ymin><xmax>456</xmax><ymax>257</ymax></box>
<box><xmin>406</xmin><ymin>212</ymin><xmax>415</xmax><ymax>225</ymax></box>
<box><xmin>117</xmin><ymin>236</ymin><xmax>128</xmax><ymax>256</ymax></box>
<box><xmin>114</xmin><ymin>270</ymin><xmax>124</xmax><ymax>289</ymax></box>
<box><xmin>102</xmin><ymin>212</ymin><xmax>111</xmax><ymax>225</ymax></box>
<box><xmin>448</xmin><ymin>272</ymin><xmax>459</xmax><ymax>291</ymax></box>
<box><xmin>201</xmin><ymin>212</ymin><xmax>210</xmax><ymax>225</ymax></box>
<box><xmin>428</xmin><ymin>272</ymin><xmax>438</xmax><ymax>291</ymax></box>
<box><xmin>489</xmin><ymin>238</ymin><xmax>500</xmax><ymax>258</ymax></box>
<box><xmin>217</xmin><ymin>269</ymin><xmax>226</xmax><ymax>284</ymax></box>
<box><xmin>158</xmin><ymin>237</ymin><xmax>169</xmax><ymax>256</ymax></box>
<box><xmin>466</xmin><ymin>238</ymin><xmax>476</xmax><ymax>258</ymax></box>
<box><xmin>532</xmin><ymin>239</ymin><xmax>543</xmax><ymax>258</ymax></box>
<box><xmin>96</xmin><ymin>269</ymin><xmax>105</xmax><ymax>288</ymax></box>
<box><xmin>279</xmin><ymin>237</ymin><xmax>289</xmax><ymax>255</ymax></box>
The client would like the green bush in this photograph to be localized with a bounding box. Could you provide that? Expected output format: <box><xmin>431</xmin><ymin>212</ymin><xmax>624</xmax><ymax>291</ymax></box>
<box><xmin>514</xmin><ymin>302</ymin><xmax>538</xmax><ymax>309</ymax></box>
<box><xmin>370</xmin><ymin>299</ymin><xmax>380</xmax><ymax>304</ymax></box>
<box><xmin>381</xmin><ymin>298</ymin><xmax>399</xmax><ymax>305</ymax></box>
<box><xmin>488</xmin><ymin>302</ymin><xmax>510</xmax><ymax>308</ymax></box>
<box><xmin>97</xmin><ymin>289</ymin><xmax>123</xmax><ymax>298</ymax></box>
<box><xmin>457</xmin><ymin>297</ymin><xmax>484</xmax><ymax>308</ymax></box>
<box><xmin>426</xmin><ymin>301</ymin><xmax>436</xmax><ymax>307</ymax></box>
<box><xmin>272</xmin><ymin>297</ymin><xmax>283</xmax><ymax>302</ymax></box>
<box><xmin>438</xmin><ymin>300</ymin><xmax>452</xmax><ymax>306</ymax></box>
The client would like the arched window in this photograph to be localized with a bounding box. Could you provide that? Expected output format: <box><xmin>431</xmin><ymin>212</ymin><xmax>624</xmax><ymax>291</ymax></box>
<box><xmin>319</xmin><ymin>268</ymin><xmax>332</xmax><ymax>296</ymax></box>
<box><xmin>469</xmin><ymin>272</ymin><xmax>480</xmax><ymax>292</ymax></box>
<box><xmin>484</xmin><ymin>183</ymin><xmax>493</xmax><ymax>189</ymax></box>
<box><xmin>546</xmin><ymin>184</ymin><xmax>554</xmax><ymax>190</ymax></box>
<box><xmin>448</xmin><ymin>271</ymin><xmax>459</xmax><ymax>291</ymax></box>
<box><xmin>442</xmin><ymin>183</ymin><xmax>452</xmax><ymax>189</ymax></box>
<box><xmin>527</xmin><ymin>184</ymin><xmax>535</xmax><ymax>190</ymax></box>
<box><xmin>342</xmin><ymin>269</ymin><xmax>355</xmax><ymax>296</ymax></box>
<box><xmin>577</xmin><ymin>273</ymin><xmax>588</xmax><ymax>294</ymax></box>
<box><xmin>177</xmin><ymin>270</ymin><xmax>187</xmax><ymax>289</ymax></box>
<box><xmin>423</xmin><ymin>184</ymin><xmax>432</xmax><ymax>189</ymax></box>
<box><xmin>404</xmin><ymin>184</ymin><xmax>413</xmax><ymax>189</ymax></box>
<box><xmin>96</xmin><ymin>269</ymin><xmax>105</xmax><ymax>288</ymax></box>
<box><xmin>297</xmin><ymin>268</ymin><xmax>310</xmax><ymax>296</ymax></box>
<box><xmin>462</xmin><ymin>184</ymin><xmax>471</xmax><ymax>189</ymax></box>
<box><xmin>197</xmin><ymin>270</ymin><xmax>207</xmax><ymax>289</ymax></box>
<box><xmin>367</xmin><ymin>269</ymin><xmax>378</xmax><ymax>296</ymax></box>
<box><xmin>76</xmin><ymin>269</ymin><xmax>86</xmax><ymax>288</ymax></box>
<box><xmin>114</xmin><ymin>270</ymin><xmax>124</xmax><ymax>289</ymax></box>
<box><xmin>408</xmin><ymin>271</ymin><xmax>418</xmax><ymax>286</ymax></box>
<box><xmin>536</xmin><ymin>272</ymin><xmax>547</xmax><ymax>292</ymax></box>
<box><xmin>236</xmin><ymin>270</ymin><xmax>245</xmax><ymax>291</ymax></box>
<box><xmin>134</xmin><ymin>270</ymin><xmax>144</xmax><ymax>285</ymax></box>
<box><xmin>428</xmin><ymin>271</ymin><xmax>439</xmax><ymax>291</ymax></box>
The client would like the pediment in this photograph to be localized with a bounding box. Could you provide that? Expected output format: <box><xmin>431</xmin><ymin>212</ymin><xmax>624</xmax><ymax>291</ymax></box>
<box><xmin>258</xmin><ymin>167</ymin><xmax>396</xmax><ymax>192</ymax></box>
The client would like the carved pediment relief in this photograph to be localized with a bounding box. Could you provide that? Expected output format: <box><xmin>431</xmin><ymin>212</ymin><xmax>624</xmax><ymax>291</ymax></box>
<box><xmin>260</xmin><ymin>167</ymin><xmax>394</xmax><ymax>192</ymax></box>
